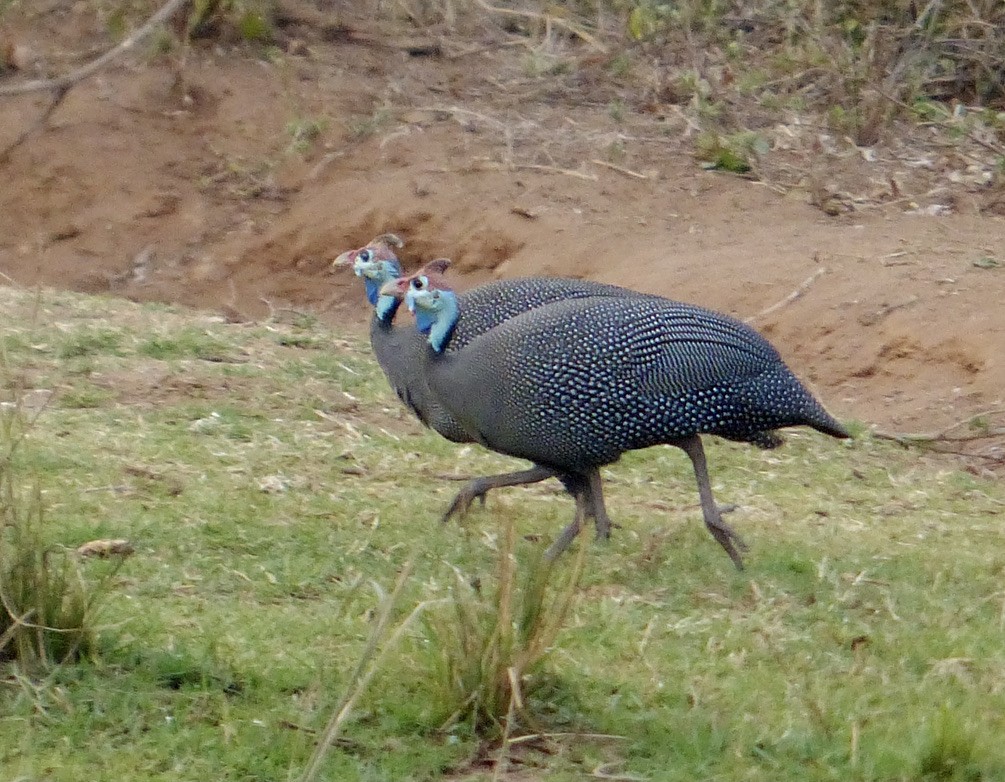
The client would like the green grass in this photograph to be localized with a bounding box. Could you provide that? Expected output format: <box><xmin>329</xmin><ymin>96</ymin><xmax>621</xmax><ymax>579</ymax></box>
<box><xmin>1</xmin><ymin>285</ymin><xmax>1004</xmax><ymax>780</ymax></box>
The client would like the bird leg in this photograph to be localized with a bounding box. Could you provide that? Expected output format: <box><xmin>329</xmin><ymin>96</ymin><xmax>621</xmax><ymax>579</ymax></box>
<box><xmin>544</xmin><ymin>487</ymin><xmax>588</xmax><ymax>561</ymax></box>
<box><xmin>442</xmin><ymin>465</ymin><xmax>558</xmax><ymax>523</ymax></box>
<box><xmin>585</xmin><ymin>468</ymin><xmax>615</xmax><ymax>541</ymax></box>
<box><xmin>675</xmin><ymin>435</ymin><xmax>748</xmax><ymax>570</ymax></box>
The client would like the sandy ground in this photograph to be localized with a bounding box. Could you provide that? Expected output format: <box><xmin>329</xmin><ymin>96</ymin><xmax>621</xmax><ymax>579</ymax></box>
<box><xmin>2</xmin><ymin>2</ymin><xmax>1003</xmax><ymax>460</ymax></box>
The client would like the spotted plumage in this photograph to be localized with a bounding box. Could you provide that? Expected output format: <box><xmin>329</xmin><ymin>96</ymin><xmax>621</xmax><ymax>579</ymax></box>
<box><xmin>407</xmin><ymin>273</ymin><xmax>849</xmax><ymax>566</ymax></box>
<box><xmin>335</xmin><ymin>236</ymin><xmax>655</xmax><ymax>526</ymax></box>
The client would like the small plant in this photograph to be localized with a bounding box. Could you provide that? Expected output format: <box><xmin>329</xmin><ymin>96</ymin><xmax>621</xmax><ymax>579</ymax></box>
<box><xmin>346</xmin><ymin>107</ymin><xmax>393</xmax><ymax>141</ymax></box>
<box><xmin>917</xmin><ymin>709</ymin><xmax>985</xmax><ymax>780</ymax></box>
<box><xmin>607</xmin><ymin>52</ymin><xmax>634</xmax><ymax>79</ymax></box>
<box><xmin>187</xmin><ymin>0</ymin><xmax>276</xmax><ymax>43</ymax></box>
<box><xmin>695</xmin><ymin>131</ymin><xmax>768</xmax><ymax>175</ymax></box>
<box><xmin>521</xmin><ymin>49</ymin><xmax>572</xmax><ymax>78</ymax></box>
<box><xmin>417</xmin><ymin>519</ymin><xmax>586</xmax><ymax>737</ymax></box>
<box><xmin>286</xmin><ymin>116</ymin><xmax>328</xmax><ymax>155</ymax></box>
<box><xmin>0</xmin><ymin>377</ymin><xmax>120</xmax><ymax>667</ymax></box>
<box><xmin>605</xmin><ymin>139</ymin><xmax>627</xmax><ymax>162</ymax></box>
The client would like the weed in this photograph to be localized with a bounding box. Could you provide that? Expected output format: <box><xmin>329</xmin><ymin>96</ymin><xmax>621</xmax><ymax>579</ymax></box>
<box><xmin>416</xmin><ymin>519</ymin><xmax>587</xmax><ymax>737</ymax></box>
<box><xmin>917</xmin><ymin>709</ymin><xmax>989</xmax><ymax>780</ymax></box>
<box><xmin>695</xmin><ymin>131</ymin><xmax>768</xmax><ymax>174</ymax></box>
<box><xmin>0</xmin><ymin>365</ymin><xmax>121</xmax><ymax>668</ymax></box>
<box><xmin>606</xmin><ymin>52</ymin><xmax>633</xmax><ymax>79</ymax></box>
<box><xmin>286</xmin><ymin>116</ymin><xmax>328</xmax><ymax>155</ymax></box>
<box><xmin>346</xmin><ymin>107</ymin><xmax>393</xmax><ymax>141</ymax></box>
<box><xmin>59</xmin><ymin>384</ymin><xmax>113</xmax><ymax>409</ymax></box>
<box><xmin>186</xmin><ymin>0</ymin><xmax>276</xmax><ymax>44</ymax></box>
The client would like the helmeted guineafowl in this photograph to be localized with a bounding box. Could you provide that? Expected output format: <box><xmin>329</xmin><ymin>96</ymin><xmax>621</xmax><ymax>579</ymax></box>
<box><xmin>403</xmin><ymin>268</ymin><xmax>850</xmax><ymax>567</ymax></box>
<box><xmin>335</xmin><ymin>235</ymin><xmax>658</xmax><ymax>540</ymax></box>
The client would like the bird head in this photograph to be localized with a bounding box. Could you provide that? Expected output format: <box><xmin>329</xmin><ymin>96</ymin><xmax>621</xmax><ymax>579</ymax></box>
<box><xmin>333</xmin><ymin>233</ymin><xmax>405</xmax><ymax>319</ymax></box>
<box><xmin>399</xmin><ymin>267</ymin><xmax>459</xmax><ymax>354</ymax></box>
<box><xmin>377</xmin><ymin>258</ymin><xmax>452</xmax><ymax>300</ymax></box>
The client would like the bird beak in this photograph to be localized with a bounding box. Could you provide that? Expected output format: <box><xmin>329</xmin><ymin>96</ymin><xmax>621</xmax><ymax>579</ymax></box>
<box><xmin>332</xmin><ymin>249</ymin><xmax>356</xmax><ymax>269</ymax></box>
<box><xmin>378</xmin><ymin>278</ymin><xmax>408</xmax><ymax>299</ymax></box>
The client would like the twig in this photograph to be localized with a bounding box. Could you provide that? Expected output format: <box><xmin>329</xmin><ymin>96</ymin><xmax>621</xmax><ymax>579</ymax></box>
<box><xmin>471</xmin><ymin>0</ymin><xmax>607</xmax><ymax>52</ymax></box>
<box><xmin>445</xmin><ymin>39</ymin><xmax>532</xmax><ymax>59</ymax></box>
<box><xmin>858</xmin><ymin>295</ymin><xmax>919</xmax><ymax>327</ymax></box>
<box><xmin>591</xmin><ymin>159</ymin><xmax>649</xmax><ymax>180</ymax></box>
<box><xmin>408</xmin><ymin>104</ymin><xmax>509</xmax><ymax>132</ymax></box>
<box><xmin>492</xmin><ymin>667</ymin><xmax>523</xmax><ymax>782</ymax></box>
<box><xmin>0</xmin><ymin>0</ymin><xmax>188</xmax><ymax>97</ymax></box>
<box><xmin>0</xmin><ymin>89</ymin><xmax>67</xmax><ymax>164</ymax></box>
<box><xmin>964</xmin><ymin>130</ymin><xmax>1005</xmax><ymax>158</ymax></box>
<box><xmin>745</xmin><ymin>267</ymin><xmax>827</xmax><ymax>323</ymax></box>
<box><xmin>425</xmin><ymin>161</ymin><xmax>598</xmax><ymax>181</ymax></box>
<box><xmin>877</xmin><ymin>88</ymin><xmax>1005</xmax><ymax>157</ymax></box>
<box><xmin>873</xmin><ymin>407</ymin><xmax>1005</xmax><ymax>446</ymax></box>
<box><xmin>591</xmin><ymin>762</ymin><xmax>649</xmax><ymax>781</ymax></box>
<box><xmin>515</xmin><ymin>163</ymin><xmax>597</xmax><ymax>180</ymax></box>
<box><xmin>0</xmin><ymin>0</ymin><xmax>187</xmax><ymax>162</ymax></box>
<box><xmin>508</xmin><ymin>732</ymin><xmax>627</xmax><ymax>745</ymax></box>
<box><xmin>0</xmin><ymin>609</ymin><xmax>37</xmax><ymax>654</ymax></box>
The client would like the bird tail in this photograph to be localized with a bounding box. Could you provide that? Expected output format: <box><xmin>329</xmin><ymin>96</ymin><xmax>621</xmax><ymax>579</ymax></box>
<box><xmin>804</xmin><ymin>402</ymin><xmax>851</xmax><ymax>440</ymax></box>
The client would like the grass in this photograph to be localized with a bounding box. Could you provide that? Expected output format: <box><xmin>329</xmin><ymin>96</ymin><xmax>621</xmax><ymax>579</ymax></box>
<box><xmin>1</xmin><ymin>284</ymin><xmax>1004</xmax><ymax>780</ymax></box>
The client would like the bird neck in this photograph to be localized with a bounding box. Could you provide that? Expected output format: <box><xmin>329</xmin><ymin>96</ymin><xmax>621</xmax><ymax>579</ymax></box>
<box><xmin>374</xmin><ymin>293</ymin><xmax>400</xmax><ymax>323</ymax></box>
<box><xmin>416</xmin><ymin>294</ymin><xmax>459</xmax><ymax>354</ymax></box>
<box><xmin>364</xmin><ymin>276</ymin><xmax>401</xmax><ymax>323</ymax></box>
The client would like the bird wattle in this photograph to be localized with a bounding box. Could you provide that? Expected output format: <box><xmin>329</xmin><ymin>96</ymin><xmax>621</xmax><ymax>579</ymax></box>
<box><xmin>414</xmin><ymin>304</ymin><xmax>437</xmax><ymax>336</ymax></box>
<box><xmin>418</xmin><ymin>292</ymin><xmax>460</xmax><ymax>354</ymax></box>
<box><xmin>375</xmin><ymin>293</ymin><xmax>400</xmax><ymax>323</ymax></box>
<box><xmin>363</xmin><ymin>277</ymin><xmax>385</xmax><ymax>307</ymax></box>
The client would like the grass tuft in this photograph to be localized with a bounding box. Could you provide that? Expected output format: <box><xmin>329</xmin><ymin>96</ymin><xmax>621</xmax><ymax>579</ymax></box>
<box><xmin>0</xmin><ymin>366</ymin><xmax>120</xmax><ymax>668</ymax></box>
<box><xmin>417</xmin><ymin>518</ymin><xmax>587</xmax><ymax>738</ymax></box>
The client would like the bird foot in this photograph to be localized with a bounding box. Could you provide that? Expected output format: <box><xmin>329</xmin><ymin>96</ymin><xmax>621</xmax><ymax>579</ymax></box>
<box><xmin>545</xmin><ymin>518</ymin><xmax>582</xmax><ymax>561</ymax></box>
<box><xmin>441</xmin><ymin>480</ymin><xmax>490</xmax><ymax>523</ymax></box>
<box><xmin>705</xmin><ymin>515</ymin><xmax>748</xmax><ymax>571</ymax></box>
<box><xmin>591</xmin><ymin>510</ymin><xmax>614</xmax><ymax>541</ymax></box>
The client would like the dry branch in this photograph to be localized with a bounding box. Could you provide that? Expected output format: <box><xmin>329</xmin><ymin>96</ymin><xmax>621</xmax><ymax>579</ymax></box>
<box><xmin>745</xmin><ymin>268</ymin><xmax>827</xmax><ymax>324</ymax></box>
<box><xmin>0</xmin><ymin>0</ymin><xmax>187</xmax><ymax>97</ymax></box>
<box><xmin>0</xmin><ymin>92</ymin><xmax>65</xmax><ymax>164</ymax></box>
<box><xmin>471</xmin><ymin>0</ymin><xmax>607</xmax><ymax>53</ymax></box>
<box><xmin>426</xmin><ymin>160</ymin><xmax>598</xmax><ymax>180</ymax></box>
<box><xmin>591</xmin><ymin>159</ymin><xmax>650</xmax><ymax>180</ymax></box>
<box><xmin>0</xmin><ymin>0</ymin><xmax>187</xmax><ymax>162</ymax></box>
<box><xmin>873</xmin><ymin>408</ymin><xmax>1005</xmax><ymax>446</ymax></box>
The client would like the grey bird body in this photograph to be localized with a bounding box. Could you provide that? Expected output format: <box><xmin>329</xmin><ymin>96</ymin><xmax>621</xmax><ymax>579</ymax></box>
<box><xmin>341</xmin><ymin>237</ymin><xmax>652</xmax><ymax>527</ymax></box>
<box><xmin>369</xmin><ymin>316</ymin><xmax>470</xmax><ymax>442</ymax></box>
<box><xmin>410</xmin><ymin>283</ymin><xmax>849</xmax><ymax>565</ymax></box>
<box><xmin>429</xmin><ymin>295</ymin><xmax>846</xmax><ymax>468</ymax></box>
<box><xmin>376</xmin><ymin>276</ymin><xmax>656</xmax><ymax>444</ymax></box>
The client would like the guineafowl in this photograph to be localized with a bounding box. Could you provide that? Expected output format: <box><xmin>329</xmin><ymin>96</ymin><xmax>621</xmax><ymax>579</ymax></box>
<box><xmin>403</xmin><ymin>269</ymin><xmax>850</xmax><ymax>567</ymax></box>
<box><xmin>335</xmin><ymin>235</ymin><xmax>655</xmax><ymax>538</ymax></box>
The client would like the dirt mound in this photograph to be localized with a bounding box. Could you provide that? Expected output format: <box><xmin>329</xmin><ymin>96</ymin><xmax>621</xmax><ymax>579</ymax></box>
<box><xmin>2</xmin><ymin>3</ymin><xmax>1004</xmax><ymax>451</ymax></box>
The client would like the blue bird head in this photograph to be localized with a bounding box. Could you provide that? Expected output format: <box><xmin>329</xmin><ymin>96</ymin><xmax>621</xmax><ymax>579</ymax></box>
<box><xmin>332</xmin><ymin>233</ymin><xmax>405</xmax><ymax>321</ymax></box>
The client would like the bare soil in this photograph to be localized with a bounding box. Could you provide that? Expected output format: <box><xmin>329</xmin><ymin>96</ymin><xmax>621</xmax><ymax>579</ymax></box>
<box><xmin>2</xmin><ymin>3</ymin><xmax>1004</xmax><ymax>459</ymax></box>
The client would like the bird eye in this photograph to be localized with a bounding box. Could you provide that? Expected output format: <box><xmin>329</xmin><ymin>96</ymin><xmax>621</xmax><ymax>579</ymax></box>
<box><xmin>358</xmin><ymin>249</ymin><xmax>372</xmax><ymax>262</ymax></box>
